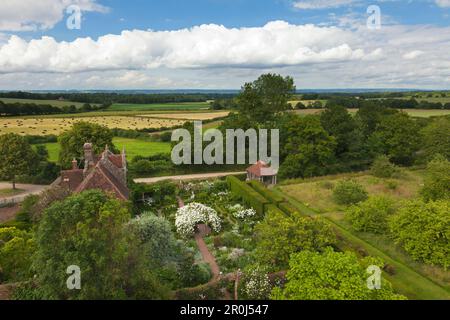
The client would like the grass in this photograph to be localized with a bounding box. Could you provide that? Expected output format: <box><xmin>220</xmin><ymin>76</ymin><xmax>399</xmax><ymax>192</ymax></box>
<box><xmin>275</xmin><ymin>169</ymin><xmax>450</xmax><ymax>299</ymax></box>
<box><xmin>0</xmin><ymin>98</ymin><xmax>96</xmax><ymax>108</ymax></box>
<box><xmin>278</xmin><ymin>170</ymin><xmax>424</xmax><ymax>213</ymax></box>
<box><xmin>0</xmin><ymin>188</ymin><xmax>25</xmax><ymax>197</ymax></box>
<box><xmin>40</xmin><ymin>138</ymin><xmax>171</xmax><ymax>163</ymax></box>
<box><xmin>107</xmin><ymin>102</ymin><xmax>210</xmax><ymax>111</ymax></box>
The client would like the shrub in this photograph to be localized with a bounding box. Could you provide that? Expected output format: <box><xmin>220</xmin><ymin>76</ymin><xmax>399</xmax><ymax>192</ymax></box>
<box><xmin>420</xmin><ymin>155</ymin><xmax>450</xmax><ymax>202</ymax></box>
<box><xmin>333</xmin><ymin>180</ymin><xmax>368</xmax><ymax>205</ymax></box>
<box><xmin>389</xmin><ymin>199</ymin><xmax>450</xmax><ymax>269</ymax></box>
<box><xmin>371</xmin><ymin>155</ymin><xmax>399</xmax><ymax>178</ymax></box>
<box><xmin>175</xmin><ymin>203</ymin><xmax>221</xmax><ymax>238</ymax></box>
<box><xmin>345</xmin><ymin>196</ymin><xmax>395</xmax><ymax>234</ymax></box>
<box><xmin>255</xmin><ymin>209</ymin><xmax>336</xmax><ymax>269</ymax></box>
<box><xmin>271</xmin><ymin>249</ymin><xmax>406</xmax><ymax>300</ymax></box>
<box><xmin>239</xmin><ymin>265</ymin><xmax>272</xmax><ymax>300</ymax></box>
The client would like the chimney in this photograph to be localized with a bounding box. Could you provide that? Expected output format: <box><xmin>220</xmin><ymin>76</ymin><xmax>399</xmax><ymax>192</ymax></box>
<box><xmin>72</xmin><ymin>158</ymin><xmax>78</xmax><ymax>170</ymax></box>
<box><xmin>83</xmin><ymin>143</ymin><xmax>94</xmax><ymax>163</ymax></box>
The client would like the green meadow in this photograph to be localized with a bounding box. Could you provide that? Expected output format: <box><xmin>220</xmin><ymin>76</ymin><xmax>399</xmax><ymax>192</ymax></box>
<box><xmin>39</xmin><ymin>138</ymin><xmax>171</xmax><ymax>163</ymax></box>
<box><xmin>0</xmin><ymin>98</ymin><xmax>94</xmax><ymax>108</ymax></box>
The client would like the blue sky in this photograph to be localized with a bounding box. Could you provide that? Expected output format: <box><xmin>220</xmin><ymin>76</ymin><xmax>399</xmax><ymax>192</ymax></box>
<box><xmin>0</xmin><ymin>0</ymin><xmax>449</xmax><ymax>89</ymax></box>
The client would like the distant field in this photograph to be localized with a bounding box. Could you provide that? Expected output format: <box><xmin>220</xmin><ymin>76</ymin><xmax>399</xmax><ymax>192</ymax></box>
<box><xmin>138</xmin><ymin>111</ymin><xmax>230</xmax><ymax>120</ymax></box>
<box><xmin>294</xmin><ymin>108</ymin><xmax>450</xmax><ymax>118</ymax></box>
<box><xmin>0</xmin><ymin>116</ymin><xmax>184</xmax><ymax>135</ymax></box>
<box><xmin>40</xmin><ymin>138</ymin><xmax>171</xmax><ymax>163</ymax></box>
<box><xmin>108</xmin><ymin>102</ymin><xmax>210</xmax><ymax>111</ymax></box>
<box><xmin>0</xmin><ymin>98</ymin><xmax>94</xmax><ymax>108</ymax></box>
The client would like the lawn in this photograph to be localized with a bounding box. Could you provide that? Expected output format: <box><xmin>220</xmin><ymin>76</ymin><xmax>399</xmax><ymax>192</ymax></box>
<box><xmin>0</xmin><ymin>188</ymin><xmax>25</xmax><ymax>197</ymax></box>
<box><xmin>40</xmin><ymin>138</ymin><xmax>171</xmax><ymax>163</ymax></box>
<box><xmin>278</xmin><ymin>170</ymin><xmax>424</xmax><ymax>213</ymax></box>
<box><xmin>107</xmin><ymin>102</ymin><xmax>210</xmax><ymax>111</ymax></box>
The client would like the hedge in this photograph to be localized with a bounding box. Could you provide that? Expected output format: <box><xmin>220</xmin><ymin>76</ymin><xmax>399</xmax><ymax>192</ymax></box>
<box><xmin>247</xmin><ymin>180</ymin><xmax>285</xmax><ymax>204</ymax></box>
<box><xmin>278</xmin><ymin>201</ymin><xmax>299</xmax><ymax>216</ymax></box>
<box><xmin>264</xmin><ymin>204</ymin><xmax>287</xmax><ymax>217</ymax></box>
<box><xmin>226</xmin><ymin>176</ymin><xmax>269</xmax><ymax>215</ymax></box>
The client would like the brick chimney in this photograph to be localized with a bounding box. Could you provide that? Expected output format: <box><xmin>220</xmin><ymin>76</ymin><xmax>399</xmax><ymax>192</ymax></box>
<box><xmin>83</xmin><ymin>142</ymin><xmax>94</xmax><ymax>177</ymax></box>
<box><xmin>72</xmin><ymin>158</ymin><xmax>78</xmax><ymax>170</ymax></box>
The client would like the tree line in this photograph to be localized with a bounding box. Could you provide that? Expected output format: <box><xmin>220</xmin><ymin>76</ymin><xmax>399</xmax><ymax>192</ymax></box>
<box><xmin>0</xmin><ymin>100</ymin><xmax>110</xmax><ymax>116</ymax></box>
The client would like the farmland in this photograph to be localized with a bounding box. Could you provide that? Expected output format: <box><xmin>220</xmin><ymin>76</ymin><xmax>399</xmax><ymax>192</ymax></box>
<box><xmin>107</xmin><ymin>102</ymin><xmax>210</xmax><ymax>111</ymax></box>
<box><xmin>40</xmin><ymin>138</ymin><xmax>171</xmax><ymax>163</ymax></box>
<box><xmin>137</xmin><ymin>111</ymin><xmax>229</xmax><ymax>120</ymax></box>
<box><xmin>0</xmin><ymin>116</ymin><xmax>185</xmax><ymax>135</ymax></box>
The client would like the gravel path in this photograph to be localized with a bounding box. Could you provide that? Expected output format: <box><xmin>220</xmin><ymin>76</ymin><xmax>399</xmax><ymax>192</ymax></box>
<box><xmin>134</xmin><ymin>171</ymin><xmax>245</xmax><ymax>184</ymax></box>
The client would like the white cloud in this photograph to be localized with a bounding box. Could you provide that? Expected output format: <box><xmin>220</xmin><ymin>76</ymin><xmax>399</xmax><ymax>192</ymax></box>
<box><xmin>436</xmin><ymin>0</ymin><xmax>450</xmax><ymax>8</ymax></box>
<box><xmin>293</xmin><ymin>0</ymin><xmax>357</xmax><ymax>10</ymax></box>
<box><xmin>0</xmin><ymin>0</ymin><xmax>108</xmax><ymax>31</ymax></box>
<box><xmin>0</xmin><ymin>21</ymin><xmax>376</xmax><ymax>73</ymax></box>
<box><xmin>1</xmin><ymin>21</ymin><xmax>450</xmax><ymax>90</ymax></box>
<box><xmin>403</xmin><ymin>50</ymin><xmax>424</xmax><ymax>60</ymax></box>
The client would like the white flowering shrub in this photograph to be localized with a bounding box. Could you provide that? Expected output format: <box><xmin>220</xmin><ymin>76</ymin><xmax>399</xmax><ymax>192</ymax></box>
<box><xmin>228</xmin><ymin>204</ymin><xmax>256</xmax><ymax>219</ymax></box>
<box><xmin>228</xmin><ymin>248</ymin><xmax>245</xmax><ymax>261</ymax></box>
<box><xmin>175</xmin><ymin>202</ymin><xmax>221</xmax><ymax>237</ymax></box>
<box><xmin>241</xmin><ymin>266</ymin><xmax>272</xmax><ymax>300</ymax></box>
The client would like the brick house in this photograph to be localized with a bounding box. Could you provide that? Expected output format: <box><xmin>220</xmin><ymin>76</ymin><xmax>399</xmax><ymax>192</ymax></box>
<box><xmin>56</xmin><ymin>143</ymin><xmax>129</xmax><ymax>200</ymax></box>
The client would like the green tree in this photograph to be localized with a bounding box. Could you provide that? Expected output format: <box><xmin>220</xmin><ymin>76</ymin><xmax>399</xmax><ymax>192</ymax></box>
<box><xmin>370</xmin><ymin>155</ymin><xmax>399</xmax><ymax>178</ymax></box>
<box><xmin>32</xmin><ymin>190</ymin><xmax>170</xmax><ymax>299</ymax></box>
<box><xmin>271</xmin><ymin>249</ymin><xmax>406</xmax><ymax>300</ymax></box>
<box><xmin>279</xmin><ymin>115</ymin><xmax>336</xmax><ymax>179</ymax></box>
<box><xmin>237</xmin><ymin>73</ymin><xmax>295</xmax><ymax>124</ymax></box>
<box><xmin>0</xmin><ymin>227</ymin><xmax>35</xmax><ymax>282</ymax></box>
<box><xmin>0</xmin><ymin>133</ymin><xmax>37</xmax><ymax>189</ymax></box>
<box><xmin>389</xmin><ymin>199</ymin><xmax>449</xmax><ymax>269</ymax></box>
<box><xmin>421</xmin><ymin>155</ymin><xmax>450</xmax><ymax>201</ymax></box>
<box><xmin>320</xmin><ymin>104</ymin><xmax>361</xmax><ymax>157</ymax></box>
<box><xmin>58</xmin><ymin>121</ymin><xmax>116</xmax><ymax>169</ymax></box>
<box><xmin>368</xmin><ymin>112</ymin><xmax>420</xmax><ymax>165</ymax></box>
<box><xmin>333</xmin><ymin>179</ymin><xmax>368</xmax><ymax>205</ymax></box>
<box><xmin>346</xmin><ymin>196</ymin><xmax>395</xmax><ymax>234</ymax></box>
<box><xmin>255</xmin><ymin>208</ymin><xmax>336</xmax><ymax>269</ymax></box>
<box><xmin>420</xmin><ymin>117</ymin><xmax>450</xmax><ymax>160</ymax></box>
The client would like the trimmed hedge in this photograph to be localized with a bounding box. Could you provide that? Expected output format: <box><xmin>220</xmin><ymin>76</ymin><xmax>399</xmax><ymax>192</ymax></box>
<box><xmin>247</xmin><ymin>180</ymin><xmax>284</xmax><ymax>204</ymax></box>
<box><xmin>226</xmin><ymin>176</ymin><xmax>269</xmax><ymax>215</ymax></box>
<box><xmin>278</xmin><ymin>201</ymin><xmax>299</xmax><ymax>216</ymax></box>
<box><xmin>265</xmin><ymin>204</ymin><xmax>286</xmax><ymax>217</ymax></box>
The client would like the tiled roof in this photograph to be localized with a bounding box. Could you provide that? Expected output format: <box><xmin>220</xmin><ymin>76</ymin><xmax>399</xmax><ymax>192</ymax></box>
<box><xmin>59</xmin><ymin>145</ymin><xmax>129</xmax><ymax>200</ymax></box>
<box><xmin>246</xmin><ymin>160</ymin><xmax>278</xmax><ymax>177</ymax></box>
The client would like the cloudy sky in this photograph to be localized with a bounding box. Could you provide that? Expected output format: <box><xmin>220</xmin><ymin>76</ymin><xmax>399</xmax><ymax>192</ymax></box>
<box><xmin>0</xmin><ymin>0</ymin><xmax>449</xmax><ymax>90</ymax></box>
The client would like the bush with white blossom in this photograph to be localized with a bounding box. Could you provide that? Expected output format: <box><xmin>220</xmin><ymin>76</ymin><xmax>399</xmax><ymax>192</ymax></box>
<box><xmin>175</xmin><ymin>202</ymin><xmax>221</xmax><ymax>237</ymax></box>
<box><xmin>241</xmin><ymin>265</ymin><xmax>272</xmax><ymax>300</ymax></box>
<box><xmin>228</xmin><ymin>204</ymin><xmax>256</xmax><ymax>219</ymax></box>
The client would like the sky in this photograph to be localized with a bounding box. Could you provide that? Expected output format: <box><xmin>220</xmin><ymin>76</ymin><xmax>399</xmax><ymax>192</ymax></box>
<box><xmin>0</xmin><ymin>0</ymin><xmax>449</xmax><ymax>90</ymax></box>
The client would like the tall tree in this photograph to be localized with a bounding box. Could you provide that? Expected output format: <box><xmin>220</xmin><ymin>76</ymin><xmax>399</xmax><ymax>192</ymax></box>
<box><xmin>0</xmin><ymin>133</ymin><xmax>37</xmax><ymax>189</ymax></box>
<box><xmin>237</xmin><ymin>73</ymin><xmax>295</xmax><ymax>124</ymax></box>
<box><xmin>420</xmin><ymin>117</ymin><xmax>450</xmax><ymax>160</ymax></box>
<box><xmin>279</xmin><ymin>115</ymin><xmax>336</xmax><ymax>179</ymax></box>
<box><xmin>368</xmin><ymin>112</ymin><xmax>420</xmax><ymax>165</ymax></box>
<box><xmin>33</xmin><ymin>190</ymin><xmax>170</xmax><ymax>300</ymax></box>
<box><xmin>320</xmin><ymin>104</ymin><xmax>362</xmax><ymax>159</ymax></box>
<box><xmin>58</xmin><ymin>121</ymin><xmax>116</xmax><ymax>169</ymax></box>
